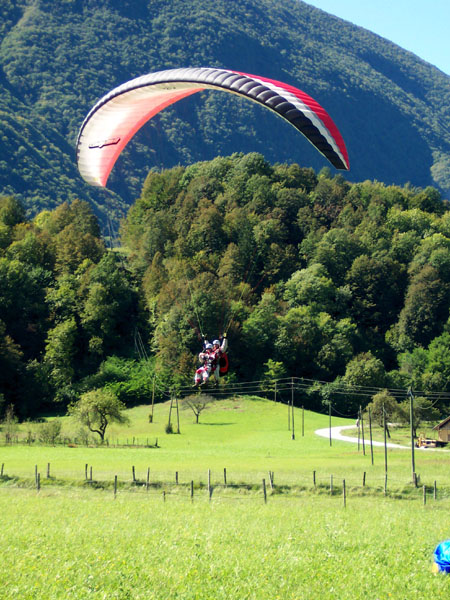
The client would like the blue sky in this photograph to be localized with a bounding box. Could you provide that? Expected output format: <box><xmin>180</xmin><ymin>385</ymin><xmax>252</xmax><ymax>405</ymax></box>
<box><xmin>305</xmin><ymin>0</ymin><xmax>450</xmax><ymax>76</ymax></box>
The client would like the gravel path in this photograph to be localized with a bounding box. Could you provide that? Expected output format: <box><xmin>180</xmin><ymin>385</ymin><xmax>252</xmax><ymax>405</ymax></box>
<box><xmin>314</xmin><ymin>425</ymin><xmax>408</xmax><ymax>448</ymax></box>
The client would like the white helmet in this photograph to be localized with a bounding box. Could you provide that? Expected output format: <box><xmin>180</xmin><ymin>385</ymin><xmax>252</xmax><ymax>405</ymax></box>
<box><xmin>205</xmin><ymin>343</ymin><xmax>213</xmax><ymax>350</ymax></box>
<box><xmin>213</xmin><ymin>339</ymin><xmax>220</xmax><ymax>346</ymax></box>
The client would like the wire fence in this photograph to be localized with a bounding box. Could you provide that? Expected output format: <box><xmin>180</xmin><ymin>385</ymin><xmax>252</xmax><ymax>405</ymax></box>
<box><xmin>2</xmin><ymin>462</ymin><xmax>450</xmax><ymax>506</ymax></box>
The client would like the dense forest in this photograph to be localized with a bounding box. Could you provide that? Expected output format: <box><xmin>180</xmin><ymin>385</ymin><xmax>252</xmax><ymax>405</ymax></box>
<box><xmin>1</xmin><ymin>0</ymin><xmax>450</xmax><ymax>227</ymax></box>
<box><xmin>2</xmin><ymin>153</ymin><xmax>450</xmax><ymax>420</ymax></box>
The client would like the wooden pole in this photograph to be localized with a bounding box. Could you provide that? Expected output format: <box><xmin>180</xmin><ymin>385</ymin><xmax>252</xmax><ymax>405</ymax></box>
<box><xmin>288</xmin><ymin>393</ymin><xmax>291</xmax><ymax>431</ymax></box>
<box><xmin>302</xmin><ymin>406</ymin><xmax>304</xmax><ymax>437</ymax></box>
<box><xmin>168</xmin><ymin>395</ymin><xmax>174</xmax><ymax>429</ymax></box>
<box><xmin>262</xmin><ymin>478</ymin><xmax>267</xmax><ymax>503</ymax></box>
<box><xmin>343</xmin><ymin>479</ymin><xmax>346</xmax><ymax>508</ymax></box>
<box><xmin>369</xmin><ymin>408</ymin><xmax>374</xmax><ymax>465</ymax></box>
<box><xmin>223</xmin><ymin>468</ymin><xmax>227</xmax><ymax>486</ymax></box>
<box><xmin>291</xmin><ymin>378</ymin><xmax>295</xmax><ymax>440</ymax></box>
<box><xmin>383</xmin><ymin>405</ymin><xmax>388</xmax><ymax>476</ymax></box>
<box><xmin>329</xmin><ymin>402</ymin><xmax>332</xmax><ymax>447</ymax></box>
<box><xmin>409</xmin><ymin>388</ymin><xmax>416</xmax><ymax>481</ymax></box>
<box><xmin>175</xmin><ymin>395</ymin><xmax>180</xmax><ymax>434</ymax></box>
<box><xmin>191</xmin><ymin>480</ymin><xmax>194</xmax><ymax>502</ymax></box>
<box><xmin>151</xmin><ymin>377</ymin><xmax>155</xmax><ymax>422</ymax></box>
<box><xmin>360</xmin><ymin>409</ymin><xmax>366</xmax><ymax>456</ymax></box>
<box><xmin>146</xmin><ymin>468</ymin><xmax>150</xmax><ymax>492</ymax></box>
<box><xmin>357</xmin><ymin>407</ymin><xmax>361</xmax><ymax>451</ymax></box>
<box><xmin>114</xmin><ymin>475</ymin><xmax>117</xmax><ymax>498</ymax></box>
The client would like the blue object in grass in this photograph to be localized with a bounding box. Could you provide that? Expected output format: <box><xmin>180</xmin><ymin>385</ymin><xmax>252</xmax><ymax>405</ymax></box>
<box><xmin>434</xmin><ymin>540</ymin><xmax>450</xmax><ymax>573</ymax></box>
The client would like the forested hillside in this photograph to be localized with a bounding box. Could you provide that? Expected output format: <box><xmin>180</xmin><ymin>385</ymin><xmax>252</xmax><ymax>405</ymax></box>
<box><xmin>1</xmin><ymin>0</ymin><xmax>450</xmax><ymax>225</ymax></box>
<box><xmin>2</xmin><ymin>153</ymin><xmax>450</xmax><ymax>419</ymax></box>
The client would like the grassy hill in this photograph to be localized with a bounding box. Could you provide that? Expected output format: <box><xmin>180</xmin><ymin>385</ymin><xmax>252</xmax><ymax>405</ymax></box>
<box><xmin>2</xmin><ymin>398</ymin><xmax>450</xmax><ymax>598</ymax></box>
<box><xmin>4</xmin><ymin>397</ymin><xmax>450</xmax><ymax>487</ymax></box>
<box><xmin>1</xmin><ymin>0</ymin><xmax>450</xmax><ymax>225</ymax></box>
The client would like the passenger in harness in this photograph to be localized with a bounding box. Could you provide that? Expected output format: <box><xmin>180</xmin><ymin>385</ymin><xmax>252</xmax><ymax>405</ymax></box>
<box><xmin>193</xmin><ymin>342</ymin><xmax>213</xmax><ymax>387</ymax></box>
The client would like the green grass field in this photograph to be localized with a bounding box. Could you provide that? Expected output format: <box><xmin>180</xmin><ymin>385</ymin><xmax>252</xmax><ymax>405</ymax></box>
<box><xmin>2</xmin><ymin>397</ymin><xmax>450</xmax><ymax>599</ymax></box>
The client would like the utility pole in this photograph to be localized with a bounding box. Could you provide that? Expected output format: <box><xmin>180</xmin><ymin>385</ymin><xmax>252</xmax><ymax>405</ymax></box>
<box><xmin>291</xmin><ymin>378</ymin><xmax>295</xmax><ymax>440</ymax></box>
<box><xmin>408</xmin><ymin>388</ymin><xmax>416</xmax><ymax>481</ymax></box>
<box><xmin>383</xmin><ymin>404</ymin><xmax>388</xmax><ymax>476</ymax></box>
<box><xmin>329</xmin><ymin>402</ymin><xmax>332</xmax><ymax>447</ymax></box>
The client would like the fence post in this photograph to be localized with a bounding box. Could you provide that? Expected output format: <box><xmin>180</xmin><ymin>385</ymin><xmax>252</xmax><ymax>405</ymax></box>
<box><xmin>36</xmin><ymin>472</ymin><xmax>40</xmax><ymax>492</ymax></box>
<box><xmin>223</xmin><ymin>468</ymin><xmax>227</xmax><ymax>486</ymax></box>
<box><xmin>343</xmin><ymin>479</ymin><xmax>346</xmax><ymax>508</ymax></box>
<box><xmin>434</xmin><ymin>480</ymin><xmax>437</xmax><ymax>501</ymax></box>
<box><xmin>114</xmin><ymin>475</ymin><xmax>117</xmax><ymax>498</ymax></box>
<box><xmin>423</xmin><ymin>485</ymin><xmax>427</xmax><ymax>505</ymax></box>
<box><xmin>191</xmin><ymin>481</ymin><xmax>194</xmax><ymax>503</ymax></box>
<box><xmin>262</xmin><ymin>478</ymin><xmax>267</xmax><ymax>504</ymax></box>
<box><xmin>146</xmin><ymin>468</ymin><xmax>150</xmax><ymax>492</ymax></box>
<box><xmin>132</xmin><ymin>466</ymin><xmax>136</xmax><ymax>482</ymax></box>
<box><xmin>47</xmin><ymin>463</ymin><xmax>50</xmax><ymax>479</ymax></box>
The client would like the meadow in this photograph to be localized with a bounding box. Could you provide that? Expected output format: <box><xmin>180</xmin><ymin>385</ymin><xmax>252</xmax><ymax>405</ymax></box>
<box><xmin>2</xmin><ymin>397</ymin><xmax>450</xmax><ymax>599</ymax></box>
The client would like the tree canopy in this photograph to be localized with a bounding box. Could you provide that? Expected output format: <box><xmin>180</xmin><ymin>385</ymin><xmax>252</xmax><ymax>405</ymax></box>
<box><xmin>1</xmin><ymin>154</ymin><xmax>450</xmax><ymax>420</ymax></box>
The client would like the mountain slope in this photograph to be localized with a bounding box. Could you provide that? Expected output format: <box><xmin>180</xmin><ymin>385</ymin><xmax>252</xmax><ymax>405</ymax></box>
<box><xmin>1</xmin><ymin>0</ymin><xmax>450</xmax><ymax>222</ymax></box>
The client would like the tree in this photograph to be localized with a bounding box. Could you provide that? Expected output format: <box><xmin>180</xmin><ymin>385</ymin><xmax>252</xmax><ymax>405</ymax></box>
<box><xmin>394</xmin><ymin>265</ymin><xmax>450</xmax><ymax>351</ymax></box>
<box><xmin>341</xmin><ymin>352</ymin><xmax>388</xmax><ymax>414</ymax></box>
<box><xmin>38</xmin><ymin>419</ymin><xmax>62</xmax><ymax>445</ymax></box>
<box><xmin>1</xmin><ymin>404</ymin><xmax>18</xmax><ymax>443</ymax></box>
<box><xmin>68</xmin><ymin>389</ymin><xmax>129</xmax><ymax>442</ymax></box>
<box><xmin>182</xmin><ymin>393</ymin><xmax>213</xmax><ymax>423</ymax></box>
<box><xmin>343</xmin><ymin>352</ymin><xmax>387</xmax><ymax>389</ymax></box>
<box><xmin>395</xmin><ymin>396</ymin><xmax>440</xmax><ymax>438</ymax></box>
<box><xmin>364</xmin><ymin>390</ymin><xmax>399</xmax><ymax>438</ymax></box>
<box><xmin>44</xmin><ymin>318</ymin><xmax>78</xmax><ymax>388</ymax></box>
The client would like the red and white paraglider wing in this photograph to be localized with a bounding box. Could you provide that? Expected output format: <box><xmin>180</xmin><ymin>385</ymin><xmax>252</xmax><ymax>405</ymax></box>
<box><xmin>77</xmin><ymin>67</ymin><xmax>349</xmax><ymax>188</ymax></box>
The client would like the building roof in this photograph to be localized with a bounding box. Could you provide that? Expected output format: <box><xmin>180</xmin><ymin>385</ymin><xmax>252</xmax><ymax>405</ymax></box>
<box><xmin>433</xmin><ymin>416</ymin><xmax>450</xmax><ymax>430</ymax></box>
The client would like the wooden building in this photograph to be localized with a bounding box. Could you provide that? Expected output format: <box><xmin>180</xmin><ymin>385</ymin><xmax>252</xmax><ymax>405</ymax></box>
<box><xmin>433</xmin><ymin>416</ymin><xmax>450</xmax><ymax>443</ymax></box>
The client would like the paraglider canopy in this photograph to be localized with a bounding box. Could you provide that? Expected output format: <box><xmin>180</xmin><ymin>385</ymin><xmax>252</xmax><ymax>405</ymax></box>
<box><xmin>77</xmin><ymin>67</ymin><xmax>349</xmax><ymax>188</ymax></box>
